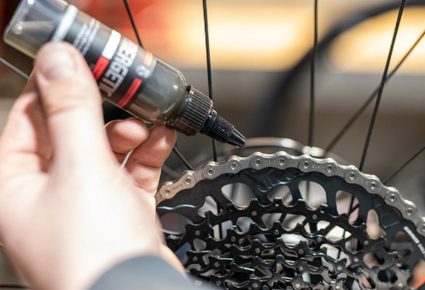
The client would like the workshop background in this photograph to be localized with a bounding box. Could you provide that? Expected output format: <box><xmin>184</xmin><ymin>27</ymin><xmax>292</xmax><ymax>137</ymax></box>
<box><xmin>0</xmin><ymin>0</ymin><xmax>424</xmax><ymax>286</ymax></box>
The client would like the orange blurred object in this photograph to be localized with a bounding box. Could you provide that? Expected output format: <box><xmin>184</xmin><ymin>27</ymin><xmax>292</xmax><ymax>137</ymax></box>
<box><xmin>74</xmin><ymin>0</ymin><xmax>171</xmax><ymax>48</ymax></box>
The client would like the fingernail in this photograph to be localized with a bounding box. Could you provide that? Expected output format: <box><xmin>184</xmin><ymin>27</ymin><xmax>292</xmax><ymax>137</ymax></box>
<box><xmin>38</xmin><ymin>43</ymin><xmax>76</xmax><ymax>81</ymax></box>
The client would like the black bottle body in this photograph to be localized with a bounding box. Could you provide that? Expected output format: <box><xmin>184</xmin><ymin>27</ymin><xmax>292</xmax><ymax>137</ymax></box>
<box><xmin>59</xmin><ymin>6</ymin><xmax>188</xmax><ymax>125</ymax></box>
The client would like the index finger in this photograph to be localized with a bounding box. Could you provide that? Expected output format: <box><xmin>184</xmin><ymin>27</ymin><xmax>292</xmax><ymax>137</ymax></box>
<box><xmin>125</xmin><ymin>125</ymin><xmax>176</xmax><ymax>195</ymax></box>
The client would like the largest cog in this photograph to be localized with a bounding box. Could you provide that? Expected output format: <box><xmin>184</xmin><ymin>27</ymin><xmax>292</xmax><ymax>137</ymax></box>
<box><xmin>156</xmin><ymin>152</ymin><xmax>425</xmax><ymax>290</ymax></box>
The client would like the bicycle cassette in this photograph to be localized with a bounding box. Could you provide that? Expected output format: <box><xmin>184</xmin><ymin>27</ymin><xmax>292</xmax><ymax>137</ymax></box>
<box><xmin>156</xmin><ymin>152</ymin><xmax>425</xmax><ymax>290</ymax></box>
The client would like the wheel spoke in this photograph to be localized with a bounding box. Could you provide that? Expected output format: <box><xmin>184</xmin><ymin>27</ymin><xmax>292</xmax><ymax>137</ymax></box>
<box><xmin>344</xmin><ymin>0</ymin><xmax>407</xmax><ymax>252</ymax></box>
<box><xmin>202</xmin><ymin>0</ymin><xmax>222</xmax><ymax>237</ymax></box>
<box><xmin>202</xmin><ymin>0</ymin><xmax>218</xmax><ymax>162</ymax></box>
<box><xmin>358</xmin><ymin>0</ymin><xmax>407</xmax><ymax>171</ymax></box>
<box><xmin>326</xmin><ymin>29</ymin><xmax>425</xmax><ymax>152</ymax></box>
<box><xmin>384</xmin><ymin>145</ymin><xmax>425</xmax><ymax>184</ymax></box>
<box><xmin>338</xmin><ymin>193</ymin><xmax>357</xmax><ymax>259</ymax></box>
<box><xmin>0</xmin><ymin>57</ymin><xmax>29</xmax><ymax>80</ymax></box>
<box><xmin>349</xmin><ymin>203</ymin><xmax>360</xmax><ymax>215</ymax></box>
<box><xmin>122</xmin><ymin>0</ymin><xmax>143</xmax><ymax>48</ymax></box>
<box><xmin>306</xmin><ymin>0</ymin><xmax>319</xmax><ymax>202</ymax></box>
<box><xmin>172</xmin><ymin>147</ymin><xmax>193</xmax><ymax>171</ymax></box>
<box><xmin>122</xmin><ymin>0</ymin><xmax>193</xmax><ymax>170</ymax></box>
<box><xmin>308</xmin><ymin>0</ymin><xmax>318</xmax><ymax>148</ymax></box>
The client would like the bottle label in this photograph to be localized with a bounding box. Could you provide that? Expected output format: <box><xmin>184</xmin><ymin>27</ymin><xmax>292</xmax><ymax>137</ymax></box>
<box><xmin>54</xmin><ymin>5</ymin><xmax>156</xmax><ymax>108</ymax></box>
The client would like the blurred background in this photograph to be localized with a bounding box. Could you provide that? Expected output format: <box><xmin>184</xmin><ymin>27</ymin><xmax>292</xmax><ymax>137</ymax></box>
<box><xmin>0</xmin><ymin>0</ymin><xmax>424</xmax><ymax>285</ymax></box>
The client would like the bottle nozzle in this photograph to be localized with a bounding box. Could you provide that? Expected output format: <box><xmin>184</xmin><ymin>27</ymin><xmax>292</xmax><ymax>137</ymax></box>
<box><xmin>169</xmin><ymin>87</ymin><xmax>246</xmax><ymax>147</ymax></box>
<box><xmin>227</xmin><ymin>128</ymin><xmax>246</xmax><ymax>147</ymax></box>
<box><xmin>202</xmin><ymin>111</ymin><xmax>246</xmax><ymax>147</ymax></box>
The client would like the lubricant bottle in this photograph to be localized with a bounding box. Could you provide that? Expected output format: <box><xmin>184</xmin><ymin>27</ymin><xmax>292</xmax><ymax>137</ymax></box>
<box><xmin>3</xmin><ymin>0</ymin><xmax>245</xmax><ymax>147</ymax></box>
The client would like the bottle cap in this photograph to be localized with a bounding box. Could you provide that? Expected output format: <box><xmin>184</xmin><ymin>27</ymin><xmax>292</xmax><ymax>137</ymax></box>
<box><xmin>170</xmin><ymin>87</ymin><xmax>213</xmax><ymax>136</ymax></box>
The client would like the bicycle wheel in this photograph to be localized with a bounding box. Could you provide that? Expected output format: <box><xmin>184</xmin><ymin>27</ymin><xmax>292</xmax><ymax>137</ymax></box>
<box><xmin>154</xmin><ymin>2</ymin><xmax>425</xmax><ymax>289</ymax></box>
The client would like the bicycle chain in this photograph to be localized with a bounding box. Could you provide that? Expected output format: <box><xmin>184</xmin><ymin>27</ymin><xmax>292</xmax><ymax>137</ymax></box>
<box><xmin>157</xmin><ymin>152</ymin><xmax>425</xmax><ymax>289</ymax></box>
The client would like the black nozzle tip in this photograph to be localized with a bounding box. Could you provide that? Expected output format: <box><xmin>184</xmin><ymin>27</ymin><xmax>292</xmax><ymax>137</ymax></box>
<box><xmin>203</xmin><ymin>112</ymin><xmax>246</xmax><ymax>147</ymax></box>
<box><xmin>228</xmin><ymin>128</ymin><xmax>246</xmax><ymax>147</ymax></box>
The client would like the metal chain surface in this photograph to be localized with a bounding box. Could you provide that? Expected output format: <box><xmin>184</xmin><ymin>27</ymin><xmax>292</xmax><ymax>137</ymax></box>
<box><xmin>156</xmin><ymin>152</ymin><xmax>425</xmax><ymax>289</ymax></box>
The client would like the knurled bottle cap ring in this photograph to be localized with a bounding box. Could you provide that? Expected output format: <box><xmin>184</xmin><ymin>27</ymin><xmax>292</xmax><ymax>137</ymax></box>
<box><xmin>169</xmin><ymin>87</ymin><xmax>212</xmax><ymax>136</ymax></box>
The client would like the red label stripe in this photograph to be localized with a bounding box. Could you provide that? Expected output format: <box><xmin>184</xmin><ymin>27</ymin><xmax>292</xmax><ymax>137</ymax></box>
<box><xmin>118</xmin><ymin>78</ymin><xmax>143</xmax><ymax>108</ymax></box>
<box><xmin>92</xmin><ymin>56</ymin><xmax>110</xmax><ymax>80</ymax></box>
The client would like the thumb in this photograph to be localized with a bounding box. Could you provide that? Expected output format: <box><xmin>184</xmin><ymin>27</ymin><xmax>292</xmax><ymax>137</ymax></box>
<box><xmin>35</xmin><ymin>42</ymin><xmax>113</xmax><ymax>167</ymax></box>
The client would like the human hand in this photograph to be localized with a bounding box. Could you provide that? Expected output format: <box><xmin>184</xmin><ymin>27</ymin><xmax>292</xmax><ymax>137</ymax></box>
<box><xmin>0</xmin><ymin>42</ymin><xmax>179</xmax><ymax>290</ymax></box>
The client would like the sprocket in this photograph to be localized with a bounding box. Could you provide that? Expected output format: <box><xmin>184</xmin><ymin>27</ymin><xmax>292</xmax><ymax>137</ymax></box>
<box><xmin>156</xmin><ymin>152</ymin><xmax>425</xmax><ymax>290</ymax></box>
